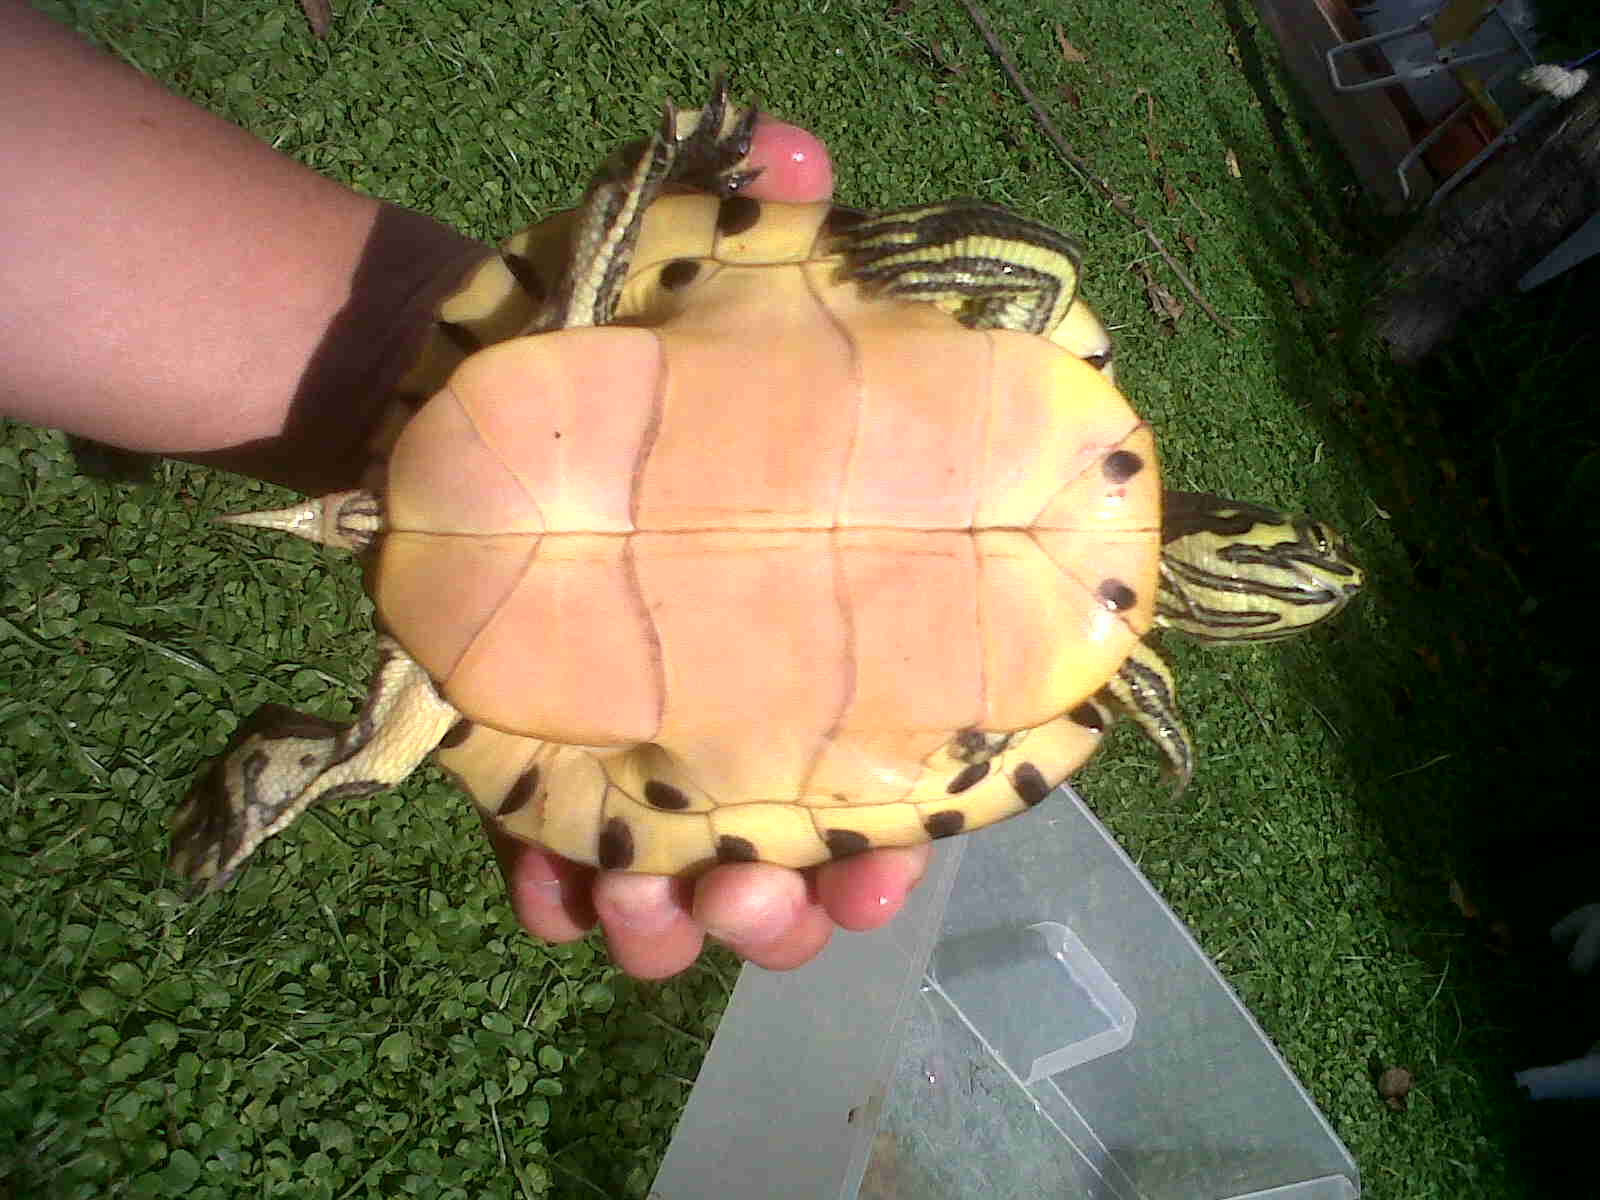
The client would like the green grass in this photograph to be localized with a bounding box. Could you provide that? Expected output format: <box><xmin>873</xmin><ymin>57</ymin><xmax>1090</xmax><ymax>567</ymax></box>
<box><xmin>4</xmin><ymin>0</ymin><xmax>1596</xmax><ymax>1196</ymax></box>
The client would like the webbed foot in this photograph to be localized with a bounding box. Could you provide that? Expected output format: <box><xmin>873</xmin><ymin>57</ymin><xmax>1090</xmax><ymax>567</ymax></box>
<box><xmin>170</xmin><ymin>638</ymin><xmax>460</xmax><ymax>892</ymax></box>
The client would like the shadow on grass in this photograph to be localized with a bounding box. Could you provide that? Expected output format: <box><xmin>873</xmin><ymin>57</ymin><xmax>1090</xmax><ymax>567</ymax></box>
<box><xmin>1210</xmin><ymin>0</ymin><xmax>1600</xmax><ymax>1190</ymax></box>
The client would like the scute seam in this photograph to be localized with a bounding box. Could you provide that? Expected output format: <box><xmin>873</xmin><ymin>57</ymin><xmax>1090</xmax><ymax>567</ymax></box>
<box><xmin>798</xmin><ymin>527</ymin><xmax>859</xmax><ymax>797</ymax></box>
<box><xmin>621</xmin><ymin>534</ymin><xmax>667</xmax><ymax>742</ymax></box>
<box><xmin>627</xmin><ymin>329</ymin><xmax>667</xmax><ymax>532</ymax></box>
<box><xmin>798</xmin><ymin>239</ymin><xmax>863</xmax><ymax>798</ymax></box>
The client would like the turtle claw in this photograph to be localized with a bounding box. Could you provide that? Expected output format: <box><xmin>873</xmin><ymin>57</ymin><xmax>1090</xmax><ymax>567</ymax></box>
<box><xmin>704</xmin><ymin>71</ymin><xmax>730</xmax><ymax>123</ymax></box>
<box><xmin>672</xmin><ymin>81</ymin><xmax>761</xmax><ymax>197</ymax></box>
<box><xmin>168</xmin><ymin>767</ymin><xmax>240</xmax><ymax>895</ymax></box>
<box><xmin>1099</xmin><ymin>644</ymin><xmax>1194</xmax><ymax>795</ymax></box>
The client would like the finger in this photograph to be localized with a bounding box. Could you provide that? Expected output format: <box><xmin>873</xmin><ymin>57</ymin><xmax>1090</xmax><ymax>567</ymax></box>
<box><xmin>744</xmin><ymin>117</ymin><xmax>834</xmax><ymax>204</ymax></box>
<box><xmin>593</xmin><ymin>872</ymin><xmax>707</xmax><ymax>980</ymax></box>
<box><xmin>694</xmin><ymin>862</ymin><xmax>834</xmax><ymax>971</ymax></box>
<box><xmin>482</xmin><ymin>818</ymin><xmax>597</xmax><ymax>941</ymax></box>
<box><xmin>815</xmin><ymin>844</ymin><xmax>931</xmax><ymax>932</ymax></box>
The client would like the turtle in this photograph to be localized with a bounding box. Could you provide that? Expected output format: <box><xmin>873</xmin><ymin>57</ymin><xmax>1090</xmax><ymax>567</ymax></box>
<box><xmin>170</xmin><ymin>84</ymin><xmax>1362</xmax><ymax>890</ymax></box>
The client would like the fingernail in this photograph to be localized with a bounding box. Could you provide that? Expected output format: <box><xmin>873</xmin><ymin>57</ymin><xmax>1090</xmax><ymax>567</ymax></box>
<box><xmin>704</xmin><ymin>894</ymin><xmax>791</xmax><ymax>947</ymax></box>
<box><xmin>518</xmin><ymin>855</ymin><xmax>566</xmax><ymax>892</ymax></box>
<box><xmin>605</xmin><ymin>874</ymin><xmax>679</xmax><ymax>933</ymax></box>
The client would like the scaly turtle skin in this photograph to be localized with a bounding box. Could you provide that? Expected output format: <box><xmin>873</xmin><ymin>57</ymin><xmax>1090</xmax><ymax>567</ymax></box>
<box><xmin>171</xmin><ymin>85</ymin><xmax>1361</xmax><ymax>890</ymax></box>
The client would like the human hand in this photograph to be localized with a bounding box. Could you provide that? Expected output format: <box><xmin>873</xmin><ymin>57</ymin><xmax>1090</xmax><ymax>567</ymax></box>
<box><xmin>485</xmin><ymin>819</ymin><xmax>932</xmax><ymax>981</ymax></box>
<box><xmin>482</xmin><ymin>115</ymin><xmax>931</xmax><ymax>980</ymax></box>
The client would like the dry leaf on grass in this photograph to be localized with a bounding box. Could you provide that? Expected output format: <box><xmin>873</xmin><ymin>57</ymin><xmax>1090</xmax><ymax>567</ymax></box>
<box><xmin>929</xmin><ymin>39</ymin><xmax>963</xmax><ymax>75</ymax></box>
<box><xmin>1162</xmin><ymin>178</ymin><xmax>1179</xmax><ymax>209</ymax></box>
<box><xmin>1054</xmin><ymin>25</ymin><xmax>1087</xmax><ymax>63</ymax></box>
<box><xmin>1377</xmin><ymin>1066</ymin><xmax>1413</xmax><ymax>1112</ymax></box>
<box><xmin>1133</xmin><ymin>262</ymin><xmax>1185</xmax><ymax>326</ymax></box>
<box><xmin>1291</xmin><ymin>276</ymin><xmax>1314</xmax><ymax>308</ymax></box>
<box><xmin>300</xmin><ymin>0</ymin><xmax>332</xmax><ymax>38</ymax></box>
<box><xmin>1224</xmin><ymin>147</ymin><xmax>1242</xmax><ymax>178</ymax></box>
<box><xmin>1151</xmin><ymin>284</ymin><xmax>1184</xmax><ymax>324</ymax></box>
<box><xmin>1182</xmin><ymin>231</ymin><xmax>1198</xmax><ymax>254</ymax></box>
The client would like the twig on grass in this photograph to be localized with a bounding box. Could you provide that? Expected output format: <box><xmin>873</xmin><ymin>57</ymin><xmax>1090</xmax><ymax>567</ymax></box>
<box><xmin>958</xmin><ymin>0</ymin><xmax>1238</xmax><ymax>336</ymax></box>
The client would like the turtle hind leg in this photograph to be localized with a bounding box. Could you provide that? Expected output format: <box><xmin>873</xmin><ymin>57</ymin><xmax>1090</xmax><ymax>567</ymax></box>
<box><xmin>170</xmin><ymin>637</ymin><xmax>459</xmax><ymax>893</ymax></box>
<box><xmin>1099</xmin><ymin>640</ymin><xmax>1195</xmax><ymax>793</ymax></box>
<box><xmin>169</xmin><ymin>705</ymin><xmax>352</xmax><ymax>891</ymax></box>
<box><xmin>829</xmin><ymin>199</ymin><xmax>1084</xmax><ymax>336</ymax></box>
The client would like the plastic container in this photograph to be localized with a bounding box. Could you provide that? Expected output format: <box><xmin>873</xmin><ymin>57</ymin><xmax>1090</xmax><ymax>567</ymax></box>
<box><xmin>924</xmin><ymin>919</ymin><xmax>1136</xmax><ymax>1085</ymax></box>
<box><xmin>652</xmin><ymin>781</ymin><xmax>1359</xmax><ymax>1199</ymax></box>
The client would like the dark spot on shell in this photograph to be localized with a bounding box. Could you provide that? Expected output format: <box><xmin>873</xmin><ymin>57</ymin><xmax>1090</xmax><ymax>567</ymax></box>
<box><xmin>644</xmin><ymin>780</ymin><xmax>690</xmax><ymax>811</ymax></box>
<box><xmin>1102</xmin><ymin>450</ymin><xmax>1143</xmax><ymax>482</ymax></box>
<box><xmin>659</xmin><ymin>259</ymin><xmax>701</xmax><ymax>290</ymax></box>
<box><xmin>821</xmin><ymin>205</ymin><xmax>870</xmax><ymax>235</ymax></box>
<box><xmin>1098</xmin><ymin>579</ymin><xmax>1137</xmax><ymax>612</ymax></box>
<box><xmin>439</xmin><ymin>718</ymin><xmax>474</xmax><ymax>749</ymax></box>
<box><xmin>947</xmin><ymin>761</ymin><xmax>990</xmax><ymax>794</ymax></box>
<box><xmin>716</xmin><ymin>195</ymin><xmax>761</xmax><ymax>236</ymax></box>
<box><xmin>1013</xmin><ymin>763</ymin><xmax>1051</xmax><ymax>808</ymax></box>
<box><xmin>716</xmin><ymin>835</ymin><xmax>759</xmax><ymax>862</ymax></box>
<box><xmin>954</xmin><ymin>728</ymin><xmax>990</xmax><ymax>756</ymax></box>
<box><xmin>1085</xmin><ymin>351</ymin><xmax>1112</xmax><ymax>372</ymax></box>
<box><xmin>501</xmin><ymin>251</ymin><xmax>547</xmax><ymax>301</ymax></box>
<box><xmin>825</xmin><ymin>829</ymin><xmax>870</xmax><ymax>859</ymax></box>
<box><xmin>498</xmin><ymin>766</ymin><xmax>540</xmax><ymax>817</ymax></box>
<box><xmin>437</xmin><ymin>320</ymin><xmax>482</xmax><ymax>355</ymax></box>
<box><xmin>924</xmin><ymin>810</ymin><xmax>966</xmax><ymax>839</ymax></box>
<box><xmin>298</xmin><ymin>753</ymin><xmax>319</xmax><ymax>768</ymax></box>
<box><xmin>1068</xmin><ymin>702</ymin><xmax>1106</xmax><ymax>732</ymax></box>
<box><xmin>598</xmin><ymin>818</ymin><xmax>635</xmax><ymax>869</ymax></box>
<box><xmin>396</xmin><ymin>389</ymin><xmax>431</xmax><ymax>411</ymax></box>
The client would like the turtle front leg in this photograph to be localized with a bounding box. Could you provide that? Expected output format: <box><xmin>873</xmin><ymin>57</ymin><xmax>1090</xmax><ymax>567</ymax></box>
<box><xmin>830</xmin><ymin>199</ymin><xmax>1086</xmax><ymax>338</ymax></box>
<box><xmin>1098</xmin><ymin>640</ymin><xmax>1195</xmax><ymax>792</ymax></box>
<box><xmin>170</xmin><ymin>637</ymin><xmax>459</xmax><ymax>891</ymax></box>
<box><xmin>538</xmin><ymin>78</ymin><xmax>761</xmax><ymax>332</ymax></box>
